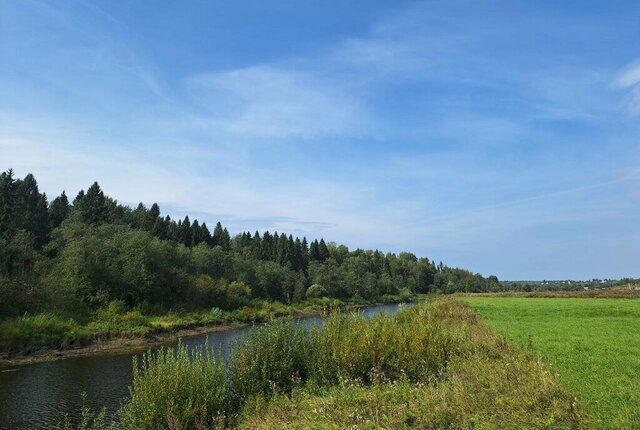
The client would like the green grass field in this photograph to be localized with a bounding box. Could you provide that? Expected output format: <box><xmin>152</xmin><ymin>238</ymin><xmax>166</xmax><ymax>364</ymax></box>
<box><xmin>464</xmin><ymin>297</ymin><xmax>640</xmax><ymax>430</ymax></box>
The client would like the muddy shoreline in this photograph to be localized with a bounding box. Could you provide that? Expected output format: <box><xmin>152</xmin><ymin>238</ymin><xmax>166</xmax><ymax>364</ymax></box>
<box><xmin>0</xmin><ymin>309</ymin><xmax>324</xmax><ymax>368</ymax></box>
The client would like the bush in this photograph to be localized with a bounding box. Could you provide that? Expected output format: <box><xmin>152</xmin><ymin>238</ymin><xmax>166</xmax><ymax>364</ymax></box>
<box><xmin>305</xmin><ymin>284</ymin><xmax>328</xmax><ymax>299</ymax></box>
<box><xmin>225</xmin><ymin>281</ymin><xmax>251</xmax><ymax>310</ymax></box>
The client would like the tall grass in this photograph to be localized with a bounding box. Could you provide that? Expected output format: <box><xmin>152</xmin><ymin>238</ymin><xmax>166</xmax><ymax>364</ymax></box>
<box><xmin>63</xmin><ymin>299</ymin><xmax>585</xmax><ymax>429</ymax></box>
<box><xmin>230</xmin><ymin>319</ymin><xmax>311</xmax><ymax>404</ymax></box>
<box><xmin>0</xmin><ymin>313</ymin><xmax>90</xmax><ymax>353</ymax></box>
<box><xmin>119</xmin><ymin>343</ymin><xmax>227</xmax><ymax>430</ymax></box>
<box><xmin>238</xmin><ymin>299</ymin><xmax>584</xmax><ymax>429</ymax></box>
<box><xmin>310</xmin><ymin>305</ymin><xmax>462</xmax><ymax>385</ymax></box>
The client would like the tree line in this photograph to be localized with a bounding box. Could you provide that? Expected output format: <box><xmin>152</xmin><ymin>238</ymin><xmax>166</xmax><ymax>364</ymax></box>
<box><xmin>0</xmin><ymin>169</ymin><xmax>499</xmax><ymax>319</ymax></box>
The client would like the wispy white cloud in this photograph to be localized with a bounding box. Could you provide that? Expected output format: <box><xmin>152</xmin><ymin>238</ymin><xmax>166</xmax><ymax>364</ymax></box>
<box><xmin>614</xmin><ymin>60</ymin><xmax>640</xmax><ymax>88</ymax></box>
<box><xmin>614</xmin><ymin>59</ymin><xmax>640</xmax><ymax>114</ymax></box>
<box><xmin>186</xmin><ymin>66</ymin><xmax>373</xmax><ymax>139</ymax></box>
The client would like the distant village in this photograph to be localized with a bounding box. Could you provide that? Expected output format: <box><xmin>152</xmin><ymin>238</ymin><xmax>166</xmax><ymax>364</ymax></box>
<box><xmin>500</xmin><ymin>278</ymin><xmax>640</xmax><ymax>292</ymax></box>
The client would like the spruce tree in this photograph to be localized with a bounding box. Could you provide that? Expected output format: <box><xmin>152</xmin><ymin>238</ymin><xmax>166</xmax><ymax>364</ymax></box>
<box><xmin>49</xmin><ymin>191</ymin><xmax>70</xmax><ymax>229</ymax></box>
<box><xmin>151</xmin><ymin>216</ymin><xmax>167</xmax><ymax>239</ymax></box>
<box><xmin>132</xmin><ymin>203</ymin><xmax>147</xmax><ymax>229</ymax></box>
<box><xmin>166</xmin><ymin>216</ymin><xmax>178</xmax><ymax>241</ymax></box>
<box><xmin>309</xmin><ymin>239</ymin><xmax>320</xmax><ymax>261</ymax></box>
<box><xmin>301</xmin><ymin>237</ymin><xmax>309</xmax><ymax>271</ymax></box>
<box><xmin>201</xmin><ymin>222</ymin><xmax>213</xmax><ymax>245</ymax></box>
<box><xmin>179</xmin><ymin>216</ymin><xmax>192</xmax><ymax>246</ymax></box>
<box><xmin>261</xmin><ymin>231</ymin><xmax>273</xmax><ymax>260</ymax></box>
<box><xmin>252</xmin><ymin>231</ymin><xmax>262</xmax><ymax>259</ymax></box>
<box><xmin>222</xmin><ymin>227</ymin><xmax>231</xmax><ymax>251</ymax></box>
<box><xmin>191</xmin><ymin>219</ymin><xmax>202</xmax><ymax>245</ymax></box>
<box><xmin>276</xmin><ymin>232</ymin><xmax>290</xmax><ymax>266</ymax></box>
<box><xmin>318</xmin><ymin>238</ymin><xmax>330</xmax><ymax>262</ymax></box>
<box><xmin>77</xmin><ymin>182</ymin><xmax>109</xmax><ymax>224</ymax></box>
<box><xmin>293</xmin><ymin>238</ymin><xmax>303</xmax><ymax>271</ymax></box>
<box><xmin>14</xmin><ymin>174</ymin><xmax>49</xmax><ymax>247</ymax></box>
<box><xmin>288</xmin><ymin>234</ymin><xmax>295</xmax><ymax>267</ymax></box>
<box><xmin>33</xmin><ymin>192</ymin><xmax>49</xmax><ymax>248</ymax></box>
<box><xmin>147</xmin><ymin>203</ymin><xmax>160</xmax><ymax>230</ymax></box>
<box><xmin>0</xmin><ymin>169</ymin><xmax>17</xmax><ymax>236</ymax></box>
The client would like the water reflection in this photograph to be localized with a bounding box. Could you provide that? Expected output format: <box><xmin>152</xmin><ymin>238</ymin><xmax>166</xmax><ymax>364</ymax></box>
<box><xmin>0</xmin><ymin>303</ymin><xmax>410</xmax><ymax>429</ymax></box>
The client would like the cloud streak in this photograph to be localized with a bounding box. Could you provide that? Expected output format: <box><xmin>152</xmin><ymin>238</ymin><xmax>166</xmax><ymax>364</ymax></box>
<box><xmin>186</xmin><ymin>66</ymin><xmax>373</xmax><ymax>139</ymax></box>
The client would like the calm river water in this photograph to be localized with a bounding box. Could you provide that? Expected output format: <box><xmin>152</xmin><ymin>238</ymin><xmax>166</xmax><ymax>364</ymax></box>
<box><xmin>0</xmin><ymin>303</ymin><xmax>410</xmax><ymax>429</ymax></box>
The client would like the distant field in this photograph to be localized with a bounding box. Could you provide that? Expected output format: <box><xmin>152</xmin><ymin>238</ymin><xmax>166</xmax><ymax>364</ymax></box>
<box><xmin>464</xmin><ymin>296</ymin><xmax>640</xmax><ymax>430</ymax></box>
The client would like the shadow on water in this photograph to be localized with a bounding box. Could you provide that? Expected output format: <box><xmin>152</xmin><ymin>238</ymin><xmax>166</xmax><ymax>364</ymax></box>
<box><xmin>0</xmin><ymin>303</ymin><xmax>412</xmax><ymax>429</ymax></box>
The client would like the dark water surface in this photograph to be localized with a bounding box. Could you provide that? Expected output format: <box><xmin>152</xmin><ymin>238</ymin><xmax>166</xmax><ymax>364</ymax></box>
<box><xmin>0</xmin><ymin>303</ymin><xmax>409</xmax><ymax>429</ymax></box>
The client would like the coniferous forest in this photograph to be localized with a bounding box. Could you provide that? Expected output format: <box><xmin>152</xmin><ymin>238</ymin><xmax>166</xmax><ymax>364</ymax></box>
<box><xmin>0</xmin><ymin>169</ymin><xmax>499</xmax><ymax>352</ymax></box>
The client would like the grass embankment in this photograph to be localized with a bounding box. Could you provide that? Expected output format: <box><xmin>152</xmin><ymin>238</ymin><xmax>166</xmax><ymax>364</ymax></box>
<box><xmin>65</xmin><ymin>299</ymin><xmax>584</xmax><ymax>429</ymax></box>
<box><xmin>464</xmin><ymin>296</ymin><xmax>640</xmax><ymax>430</ymax></box>
<box><xmin>0</xmin><ymin>296</ymin><xmax>414</xmax><ymax>358</ymax></box>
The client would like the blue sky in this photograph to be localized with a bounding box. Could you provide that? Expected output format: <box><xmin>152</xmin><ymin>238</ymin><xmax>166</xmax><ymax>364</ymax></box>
<box><xmin>1</xmin><ymin>0</ymin><xmax>639</xmax><ymax>280</ymax></box>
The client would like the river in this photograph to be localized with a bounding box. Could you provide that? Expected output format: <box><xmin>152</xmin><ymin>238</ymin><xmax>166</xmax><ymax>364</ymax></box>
<box><xmin>0</xmin><ymin>303</ymin><xmax>410</xmax><ymax>429</ymax></box>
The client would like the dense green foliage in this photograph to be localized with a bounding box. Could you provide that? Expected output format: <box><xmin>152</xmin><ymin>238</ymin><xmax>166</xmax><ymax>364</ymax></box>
<box><xmin>0</xmin><ymin>169</ymin><xmax>497</xmax><ymax>352</ymax></box>
<box><xmin>465</xmin><ymin>297</ymin><xmax>640</xmax><ymax>430</ymax></box>
<box><xmin>120</xmin><ymin>344</ymin><xmax>227</xmax><ymax>429</ymax></box>
<box><xmin>65</xmin><ymin>299</ymin><xmax>584</xmax><ymax>429</ymax></box>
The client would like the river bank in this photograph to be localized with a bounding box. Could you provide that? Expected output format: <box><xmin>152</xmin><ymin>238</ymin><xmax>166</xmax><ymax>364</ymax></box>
<box><xmin>0</xmin><ymin>307</ymin><xmax>327</xmax><ymax>368</ymax></box>
<box><xmin>0</xmin><ymin>320</ymin><xmax>249</xmax><ymax>368</ymax></box>
<box><xmin>0</xmin><ymin>298</ymin><xmax>422</xmax><ymax>368</ymax></box>
<box><xmin>0</xmin><ymin>303</ymin><xmax>412</xmax><ymax>429</ymax></box>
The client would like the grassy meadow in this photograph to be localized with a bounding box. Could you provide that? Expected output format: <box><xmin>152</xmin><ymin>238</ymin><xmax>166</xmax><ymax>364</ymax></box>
<box><xmin>464</xmin><ymin>296</ymin><xmax>640</xmax><ymax>430</ymax></box>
